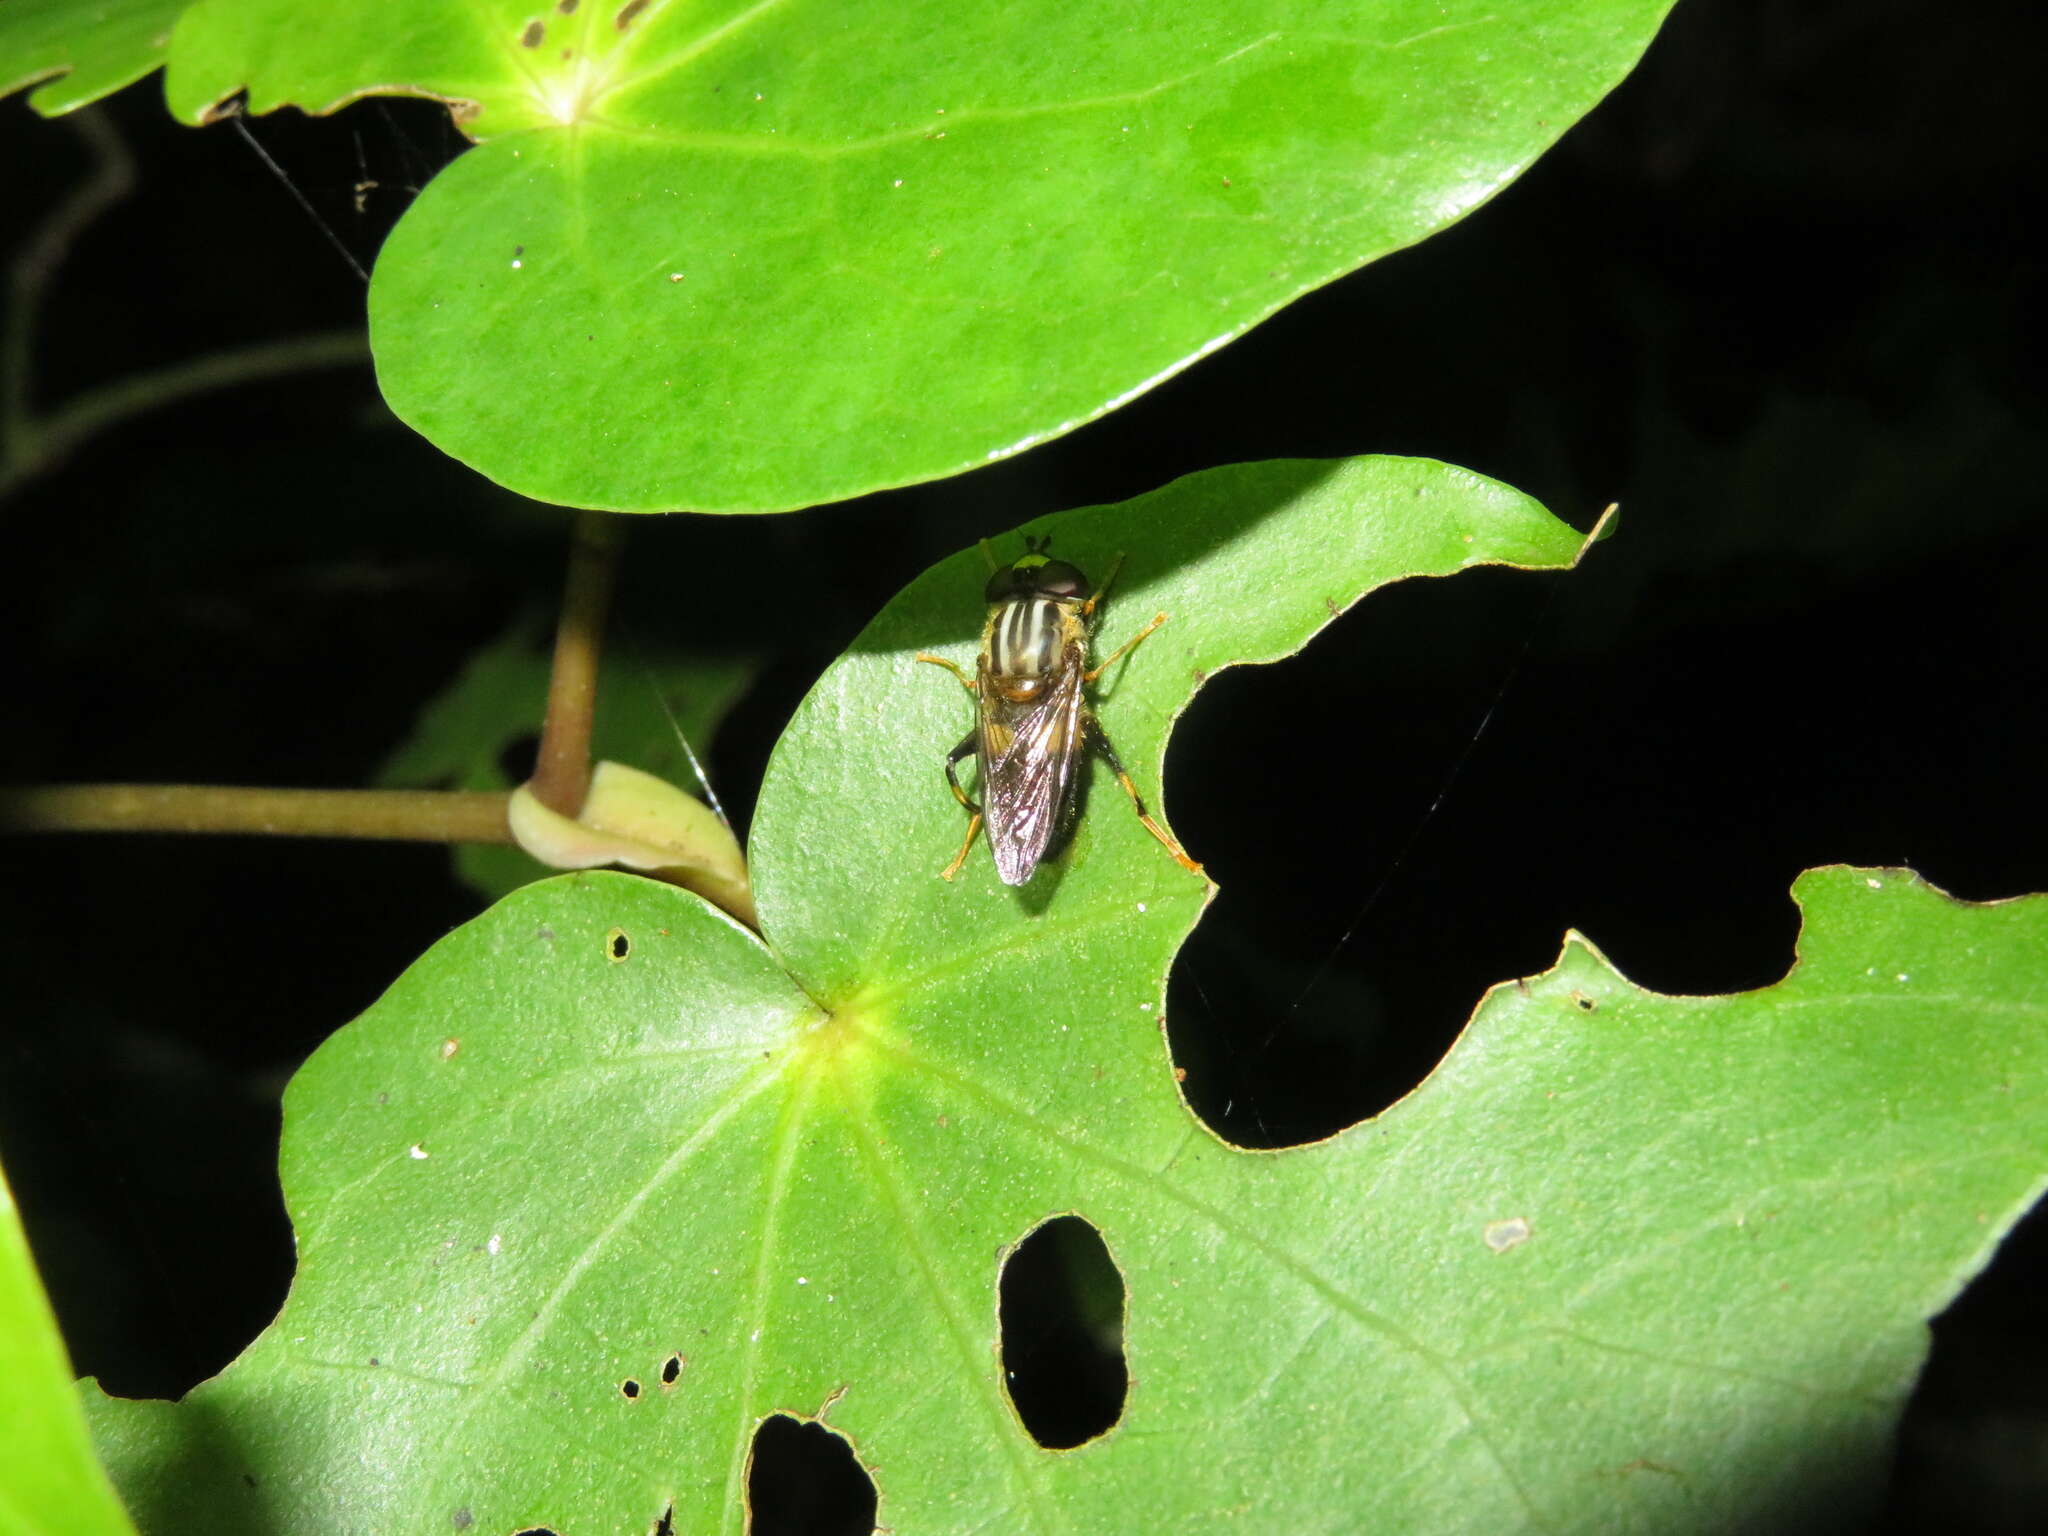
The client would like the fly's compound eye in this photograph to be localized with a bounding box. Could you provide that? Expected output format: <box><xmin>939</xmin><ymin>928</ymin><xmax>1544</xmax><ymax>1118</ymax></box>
<box><xmin>984</xmin><ymin>565</ymin><xmax>1030</xmax><ymax>603</ymax></box>
<box><xmin>1030</xmin><ymin>560</ymin><xmax>1090</xmax><ymax>600</ymax></box>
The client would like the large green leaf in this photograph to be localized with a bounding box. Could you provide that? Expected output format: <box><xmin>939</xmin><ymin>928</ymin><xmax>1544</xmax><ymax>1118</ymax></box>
<box><xmin>0</xmin><ymin>1160</ymin><xmax>137</xmax><ymax>1536</ymax></box>
<box><xmin>0</xmin><ymin>0</ymin><xmax>185</xmax><ymax>114</ymax></box>
<box><xmin>81</xmin><ymin>459</ymin><xmax>2048</xmax><ymax>1532</ymax></box>
<box><xmin>160</xmin><ymin>0</ymin><xmax>1675</xmax><ymax>511</ymax></box>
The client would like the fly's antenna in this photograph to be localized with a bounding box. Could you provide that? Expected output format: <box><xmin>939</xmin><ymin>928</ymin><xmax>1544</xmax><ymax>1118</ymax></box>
<box><xmin>978</xmin><ymin>538</ymin><xmax>1002</xmax><ymax>573</ymax></box>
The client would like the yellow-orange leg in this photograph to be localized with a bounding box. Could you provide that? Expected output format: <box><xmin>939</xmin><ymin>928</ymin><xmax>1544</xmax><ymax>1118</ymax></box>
<box><xmin>1087</xmin><ymin>713</ymin><xmax>1204</xmax><ymax>878</ymax></box>
<box><xmin>916</xmin><ymin>652</ymin><xmax>978</xmax><ymax>691</ymax></box>
<box><xmin>920</xmin><ymin>654</ymin><xmax>987</xmax><ymax>878</ymax></box>
<box><xmin>940</xmin><ymin>810</ymin><xmax>982</xmax><ymax>881</ymax></box>
<box><xmin>935</xmin><ymin>725</ymin><xmax>983</xmax><ymax>880</ymax></box>
<box><xmin>1087</xmin><ymin>611</ymin><xmax>1169</xmax><ymax>683</ymax></box>
<box><xmin>1081</xmin><ymin>552</ymin><xmax>1127</xmax><ymax>618</ymax></box>
<box><xmin>1119</xmin><ymin>774</ymin><xmax>1203</xmax><ymax>875</ymax></box>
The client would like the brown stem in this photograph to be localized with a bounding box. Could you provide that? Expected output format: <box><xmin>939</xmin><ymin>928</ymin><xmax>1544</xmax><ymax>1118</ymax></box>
<box><xmin>527</xmin><ymin>511</ymin><xmax>627</xmax><ymax>818</ymax></box>
<box><xmin>0</xmin><ymin>109</ymin><xmax>368</xmax><ymax>503</ymax></box>
<box><xmin>4</xmin><ymin>108</ymin><xmax>135</xmax><ymax>454</ymax></box>
<box><xmin>0</xmin><ymin>785</ymin><xmax>514</xmax><ymax>843</ymax></box>
<box><xmin>0</xmin><ymin>331</ymin><xmax>370</xmax><ymax>501</ymax></box>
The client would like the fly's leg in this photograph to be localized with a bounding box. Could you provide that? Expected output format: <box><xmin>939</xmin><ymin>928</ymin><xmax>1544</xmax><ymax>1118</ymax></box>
<box><xmin>939</xmin><ymin>729</ymin><xmax>983</xmax><ymax>881</ymax></box>
<box><xmin>920</xmin><ymin>655</ymin><xmax>983</xmax><ymax>879</ymax></box>
<box><xmin>1086</xmin><ymin>611</ymin><xmax>1168</xmax><ymax>683</ymax></box>
<box><xmin>1086</xmin><ymin>713</ymin><xmax>1203</xmax><ymax>877</ymax></box>
<box><xmin>1081</xmin><ymin>552</ymin><xmax>1127</xmax><ymax>619</ymax></box>
<box><xmin>917</xmin><ymin>652</ymin><xmax>978</xmax><ymax>692</ymax></box>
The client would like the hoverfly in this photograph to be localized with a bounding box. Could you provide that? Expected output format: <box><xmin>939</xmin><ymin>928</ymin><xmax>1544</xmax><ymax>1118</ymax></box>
<box><xmin>916</xmin><ymin>537</ymin><xmax>1204</xmax><ymax>885</ymax></box>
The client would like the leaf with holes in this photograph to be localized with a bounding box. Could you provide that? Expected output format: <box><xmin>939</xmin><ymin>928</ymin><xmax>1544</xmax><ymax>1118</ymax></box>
<box><xmin>1</xmin><ymin>1159</ymin><xmax>137</xmax><ymax>1534</ymax></box>
<box><xmin>81</xmin><ymin>458</ymin><xmax>2048</xmax><ymax>1533</ymax></box>
<box><xmin>158</xmin><ymin>0</ymin><xmax>1676</xmax><ymax>510</ymax></box>
<box><xmin>0</xmin><ymin>0</ymin><xmax>187</xmax><ymax>113</ymax></box>
<box><xmin>376</xmin><ymin>614</ymin><xmax>755</xmax><ymax>904</ymax></box>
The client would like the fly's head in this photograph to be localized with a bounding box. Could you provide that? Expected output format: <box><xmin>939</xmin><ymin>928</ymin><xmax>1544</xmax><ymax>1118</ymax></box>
<box><xmin>984</xmin><ymin>535</ymin><xmax>1091</xmax><ymax>607</ymax></box>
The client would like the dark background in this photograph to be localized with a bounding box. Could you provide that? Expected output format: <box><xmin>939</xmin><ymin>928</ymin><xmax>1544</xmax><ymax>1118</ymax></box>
<box><xmin>1</xmin><ymin>0</ymin><xmax>2042</xmax><ymax>1529</ymax></box>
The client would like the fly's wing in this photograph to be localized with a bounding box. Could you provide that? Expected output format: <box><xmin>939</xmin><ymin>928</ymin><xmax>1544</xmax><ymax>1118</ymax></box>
<box><xmin>978</xmin><ymin>652</ymin><xmax>1087</xmax><ymax>885</ymax></box>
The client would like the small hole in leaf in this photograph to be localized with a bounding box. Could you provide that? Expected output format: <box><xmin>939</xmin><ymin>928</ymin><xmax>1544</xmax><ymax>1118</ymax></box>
<box><xmin>1572</xmin><ymin>991</ymin><xmax>1597</xmax><ymax>1011</ymax></box>
<box><xmin>607</xmin><ymin>928</ymin><xmax>630</xmax><ymax>962</ymax></box>
<box><xmin>510</xmin><ymin>1528</ymin><xmax>559</xmax><ymax>1536</ymax></box>
<box><xmin>998</xmin><ymin>1214</ymin><xmax>1128</xmax><ymax>1448</ymax></box>
<box><xmin>621</xmin><ymin>1377</ymin><xmax>641</xmax><ymax>1399</ymax></box>
<box><xmin>661</xmin><ymin>1352</ymin><xmax>684</xmax><ymax>1387</ymax></box>
<box><xmin>746</xmin><ymin>1414</ymin><xmax>876</xmax><ymax>1535</ymax></box>
<box><xmin>650</xmin><ymin>1504</ymin><xmax>674</xmax><ymax>1536</ymax></box>
<box><xmin>497</xmin><ymin>731</ymin><xmax>541</xmax><ymax>783</ymax></box>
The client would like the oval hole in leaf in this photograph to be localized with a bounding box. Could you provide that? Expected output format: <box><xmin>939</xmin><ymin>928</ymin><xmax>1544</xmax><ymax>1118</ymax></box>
<box><xmin>745</xmin><ymin>1415</ymin><xmax>875</xmax><ymax>1536</ymax></box>
<box><xmin>998</xmin><ymin>1214</ymin><xmax>1128</xmax><ymax>1449</ymax></box>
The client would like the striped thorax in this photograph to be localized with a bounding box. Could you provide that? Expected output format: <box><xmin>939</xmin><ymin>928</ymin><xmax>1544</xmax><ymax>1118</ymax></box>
<box><xmin>985</xmin><ymin>590</ymin><xmax>1085</xmax><ymax>701</ymax></box>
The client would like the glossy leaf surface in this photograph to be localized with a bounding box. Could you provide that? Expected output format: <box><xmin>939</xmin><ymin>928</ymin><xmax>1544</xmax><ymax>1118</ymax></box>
<box><xmin>83</xmin><ymin>459</ymin><xmax>2048</xmax><ymax>1532</ymax></box>
<box><xmin>0</xmin><ymin>0</ymin><xmax>184</xmax><ymax>114</ymax></box>
<box><xmin>1</xmin><ymin>1161</ymin><xmax>136</xmax><ymax>1536</ymax></box>
<box><xmin>160</xmin><ymin>0</ymin><xmax>1676</xmax><ymax>510</ymax></box>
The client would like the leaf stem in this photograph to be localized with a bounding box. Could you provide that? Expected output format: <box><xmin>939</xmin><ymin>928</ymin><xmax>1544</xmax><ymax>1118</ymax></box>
<box><xmin>528</xmin><ymin>511</ymin><xmax>628</xmax><ymax>818</ymax></box>
<box><xmin>0</xmin><ymin>785</ymin><xmax>515</xmax><ymax>844</ymax></box>
<box><xmin>2</xmin><ymin>109</ymin><xmax>133</xmax><ymax>453</ymax></box>
<box><xmin>0</xmin><ymin>108</ymin><xmax>369</xmax><ymax>502</ymax></box>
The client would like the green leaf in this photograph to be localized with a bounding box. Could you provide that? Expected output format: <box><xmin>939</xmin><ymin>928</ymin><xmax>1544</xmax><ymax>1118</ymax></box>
<box><xmin>0</xmin><ymin>0</ymin><xmax>185</xmax><ymax>114</ymax></box>
<box><xmin>162</xmin><ymin>0</ymin><xmax>1676</xmax><ymax>510</ymax></box>
<box><xmin>82</xmin><ymin>459</ymin><xmax>2048</xmax><ymax>1532</ymax></box>
<box><xmin>0</xmin><ymin>1159</ymin><xmax>137</xmax><ymax>1536</ymax></box>
<box><xmin>376</xmin><ymin>612</ymin><xmax>754</xmax><ymax>903</ymax></box>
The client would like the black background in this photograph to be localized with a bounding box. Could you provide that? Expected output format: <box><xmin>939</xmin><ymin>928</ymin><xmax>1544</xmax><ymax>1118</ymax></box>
<box><xmin>1</xmin><ymin>0</ymin><xmax>2042</xmax><ymax>1529</ymax></box>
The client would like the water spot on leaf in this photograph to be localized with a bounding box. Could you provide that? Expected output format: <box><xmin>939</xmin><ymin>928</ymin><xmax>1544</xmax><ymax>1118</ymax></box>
<box><xmin>998</xmin><ymin>1214</ymin><xmax>1128</xmax><ymax>1448</ymax></box>
<box><xmin>607</xmin><ymin>928</ymin><xmax>631</xmax><ymax>961</ymax></box>
<box><xmin>450</xmin><ymin>1510</ymin><xmax>472</xmax><ymax>1530</ymax></box>
<box><xmin>746</xmin><ymin>1415</ymin><xmax>876</xmax><ymax>1534</ymax></box>
<box><xmin>519</xmin><ymin>20</ymin><xmax>544</xmax><ymax>47</ymax></box>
